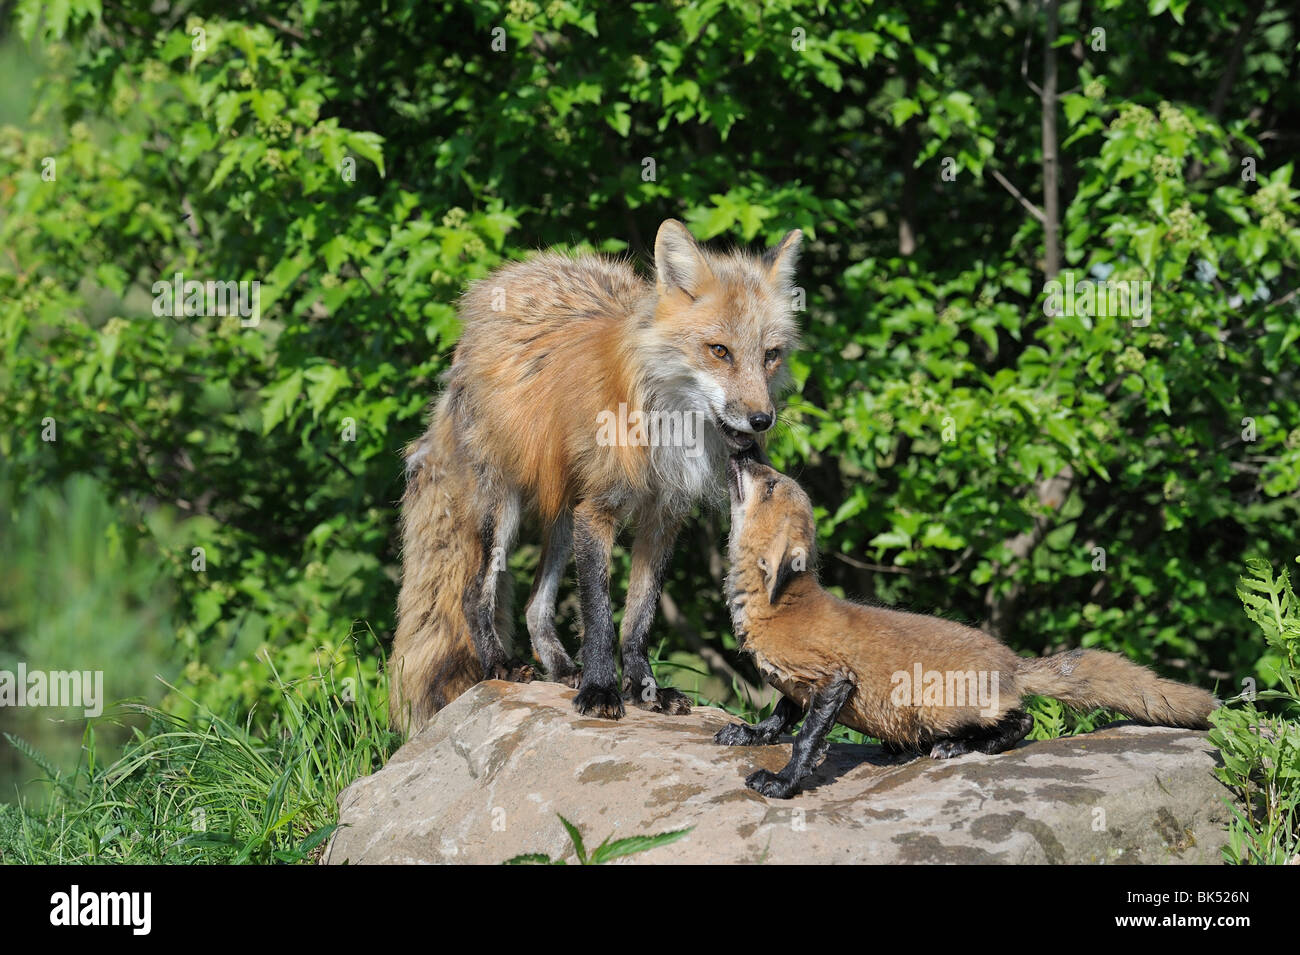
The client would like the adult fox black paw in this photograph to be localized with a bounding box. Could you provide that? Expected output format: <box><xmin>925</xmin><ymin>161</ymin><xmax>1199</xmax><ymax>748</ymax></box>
<box><xmin>630</xmin><ymin>687</ymin><xmax>693</xmax><ymax>715</ymax></box>
<box><xmin>572</xmin><ymin>682</ymin><xmax>625</xmax><ymax>720</ymax></box>
<box><xmin>745</xmin><ymin>769</ymin><xmax>798</xmax><ymax>799</ymax></box>
<box><xmin>487</xmin><ymin>661</ymin><xmax>535</xmax><ymax>683</ymax></box>
<box><xmin>622</xmin><ymin>675</ymin><xmax>692</xmax><ymax>715</ymax></box>
<box><xmin>715</xmin><ymin>723</ymin><xmax>762</xmax><ymax>746</ymax></box>
<box><xmin>548</xmin><ymin>663</ymin><xmax>582</xmax><ymax>689</ymax></box>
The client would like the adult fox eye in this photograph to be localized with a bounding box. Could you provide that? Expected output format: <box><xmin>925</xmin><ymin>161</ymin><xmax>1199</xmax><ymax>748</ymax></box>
<box><xmin>764</xmin><ymin>348</ymin><xmax>781</xmax><ymax>364</ymax></box>
<box><xmin>710</xmin><ymin>344</ymin><xmax>730</xmax><ymax>360</ymax></box>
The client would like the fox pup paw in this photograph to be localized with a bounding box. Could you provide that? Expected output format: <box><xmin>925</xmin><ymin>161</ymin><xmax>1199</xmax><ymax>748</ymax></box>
<box><xmin>572</xmin><ymin>683</ymin><xmax>625</xmax><ymax>720</ymax></box>
<box><xmin>928</xmin><ymin>739</ymin><xmax>973</xmax><ymax>759</ymax></box>
<box><xmin>744</xmin><ymin>769</ymin><xmax>798</xmax><ymax>799</ymax></box>
<box><xmin>715</xmin><ymin>722</ymin><xmax>768</xmax><ymax>746</ymax></box>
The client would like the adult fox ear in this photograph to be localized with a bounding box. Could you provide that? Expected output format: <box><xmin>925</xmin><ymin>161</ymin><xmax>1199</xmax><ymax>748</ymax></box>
<box><xmin>757</xmin><ymin>518</ymin><xmax>806</xmax><ymax>605</ymax></box>
<box><xmin>655</xmin><ymin>219</ymin><xmax>710</xmax><ymax>298</ymax></box>
<box><xmin>762</xmin><ymin>229</ymin><xmax>802</xmax><ymax>287</ymax></box>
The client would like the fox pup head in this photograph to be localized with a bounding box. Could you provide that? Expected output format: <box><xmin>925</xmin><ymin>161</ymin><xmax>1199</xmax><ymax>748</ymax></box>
<box><xmin>648</xmin><ymin>219</ymin><xmax>802</xmax><ymax>455</ymax></box>
<box><xmin>726</xmin><ymin>454</ymin><xmax>817</xmax><ymax>604</ymax></box>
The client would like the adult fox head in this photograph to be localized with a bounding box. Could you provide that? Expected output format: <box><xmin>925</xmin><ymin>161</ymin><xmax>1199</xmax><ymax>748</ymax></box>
<box><xmin>646</xmin><ymin>219</ymin><xmax>802</xmax><ymax>453</ymax></box>
<box><xmin>726</xmin><ymin>455</ymin><xmax>817</xmax><ymax>604</ymax></box>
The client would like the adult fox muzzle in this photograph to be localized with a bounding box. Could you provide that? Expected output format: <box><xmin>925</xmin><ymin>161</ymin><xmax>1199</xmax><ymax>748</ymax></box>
<box><xmin>715</xmin><ymin>456</ymin><xmax>1219</xmax><ymax>799</ymax></box>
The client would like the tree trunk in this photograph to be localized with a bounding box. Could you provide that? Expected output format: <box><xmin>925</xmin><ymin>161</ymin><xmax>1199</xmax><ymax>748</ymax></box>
<box><xmin>984</xmin><ymin>0</ymin><xmax>1071</xmax><ymax>637</ymax></box>
<box><xmin>1041</xmin><ymin>0</ymin><xmax>1060</xmax><ymax>280</ymax></box>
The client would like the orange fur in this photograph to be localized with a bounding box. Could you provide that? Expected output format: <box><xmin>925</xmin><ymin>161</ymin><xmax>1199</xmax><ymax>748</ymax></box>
<box><xmin>725</xmin><ymin>461</ymin><xmax>1219</xmax><ymax>748</ymax></box>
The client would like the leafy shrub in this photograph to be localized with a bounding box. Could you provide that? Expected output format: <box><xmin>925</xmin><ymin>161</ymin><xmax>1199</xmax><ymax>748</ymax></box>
<box><xmin>1208</xmin><ymin>557</ymin><xmax>1300</xmax><ymax>865</ymax></box>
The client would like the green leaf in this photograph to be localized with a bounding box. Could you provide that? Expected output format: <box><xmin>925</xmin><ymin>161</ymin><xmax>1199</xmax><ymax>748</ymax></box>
<box><xmin>869</xmin><ymin>529</ymin><xmax>912</xmax><ymax>550</ymax></box>
<box><xmin>890</xmin><ymin>97</ymin><xmax>922</xmax><ymax>128</ymax></box>
<box><xmin>921</xmin><ymin>524</ymin><xmax>965</xmax><ymax>550</ymax></box>
<box><xmin>347</xmin><ymin>132</ymin><xmax>386</xmax><ymax>178</ymax></box>
<box><xmin>1062</xmin><ymin>93</ymin><xmax>1091</xmax><ymax>127</ymax></box>
<box><xmin>298</xmin><ymin>824</ymin><xmax>338</xmax><ymax>853</ymax></box>
<box><xmin>558</xmin><ymin>815</ymin><xmax>587</xmax><ymax>864</ymax></box>
<box><xmin>304</xmin><ymin>365</ymin><xmax>350</xmax><ymax>420</ymax></box>
<box><xmin>605</xmin><ymin>102</ymin><xmax>632</xmax><ymax>138</ymax></box>
<box><xmin>588</xmin><ymin>827</ymin><xmax>692</xmax><ymax>864</ymax></box>
<box><xmin>1131</xmin><ymin>225</ymin><xmax>1159</xmax><ymax>273</ymax></box>
<box><xmin>261</xmin><ymin>370</ymin><xmax>305</xmax><ymax>435</ymax></box>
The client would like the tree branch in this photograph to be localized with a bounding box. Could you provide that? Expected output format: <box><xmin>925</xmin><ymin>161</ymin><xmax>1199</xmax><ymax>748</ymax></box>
<box><xmin>1210</xmin><ymin>0</ymin><xmax>1265</xmax><ymax>122</ymax></box>
<box><xmin>1021</xmin><ymin>28</ymin><xmax>1044</xmax><ymax>97</ymax></box>
<box><xmin>990</xmin><ymin>167</ymin><xmax>1047</xmax><ymax>223</ymax></box>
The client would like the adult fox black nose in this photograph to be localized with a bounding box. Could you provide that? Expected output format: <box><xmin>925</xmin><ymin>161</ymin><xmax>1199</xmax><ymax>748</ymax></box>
<box><xmin>748</xmin><ymin>412</ymin><xmax>773</xmax><ymax>432</ymax></box>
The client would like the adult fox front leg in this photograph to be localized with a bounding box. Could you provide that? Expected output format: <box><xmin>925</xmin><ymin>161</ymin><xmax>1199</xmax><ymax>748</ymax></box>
<box><xmin>390</xmin><ymin>219</ymin><xmax>802</xmax><ymax>731</ymax></box>
<box><xmin>619</xmin><ymin>505</ymin><xmax>690</xmax><ymax>714</ymax></box>
<box><xmin>570</xmin><ymin>499</ymin><xmax>624</xmax><ymax>718</ymax></box>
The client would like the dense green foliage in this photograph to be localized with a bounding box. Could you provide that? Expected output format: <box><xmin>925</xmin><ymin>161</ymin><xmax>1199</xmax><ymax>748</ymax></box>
<box><xmin>1</xmin><ymin>0</ymin><xmax>1298</xmax><ymax>861</ymax></box>
<box><xmin>1209</xmin><ymin>558</ymin><xmax>1300</xmax><ymax>864</ymax></box>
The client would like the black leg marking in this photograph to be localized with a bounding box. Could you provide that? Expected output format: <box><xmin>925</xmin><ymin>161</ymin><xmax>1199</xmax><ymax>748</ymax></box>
<box><xmin>620</xmin><ymin>514</ymin><xmax>690</xmax><ymax>714</ymax></box>
<box><xmin>745</xmin><ymin>679</ymin><xmax>854</xmax><ymax>799</ymax></box>
<box><xmin>929</xmin><ymin>710</ymin><xmax>1033</xmax><ymax>759</ymax></box>
<box><xmin>571</xmin><ymin>507</ymin><xmax>623</xmax><ymax>719</ymax></box>
<box><xmin>715</xmin><ymin>696</ymin><xmax>802</xmax><ymax>746</ymax></box>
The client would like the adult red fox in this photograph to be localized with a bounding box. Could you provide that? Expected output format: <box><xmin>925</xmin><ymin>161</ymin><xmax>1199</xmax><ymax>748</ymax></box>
<box><xmin>715</xmin><ymin>456</ymin><xmax>1219</xmax><ymax>798</ymax></box>
<box><xmin>390</xmin><ymin>220</ymin><xmax>802</xmax><ymax>733</ymax></box>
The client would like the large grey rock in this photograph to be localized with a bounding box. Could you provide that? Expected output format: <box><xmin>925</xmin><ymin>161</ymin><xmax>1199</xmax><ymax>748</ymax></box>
<box><xmin>325</xmin><ymin>680</ymin><xmax>1232</xmax><ymax>864</ymax></box>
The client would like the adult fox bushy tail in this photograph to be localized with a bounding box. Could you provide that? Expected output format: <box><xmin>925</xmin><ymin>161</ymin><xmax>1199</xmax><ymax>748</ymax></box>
<box><xmin>390</xmin><ymin>220</ymin><xmax>802</xmax><ymax>734</ymax></box>
<box><xmin>390</xmin><ymin>399</ymin><xmax>515</xmax><ymax>733</ymax></box>
<box><xmin>715</xmin><ymin>455</ymin><xmax>1219</xmax><ymax>798</ymax></box>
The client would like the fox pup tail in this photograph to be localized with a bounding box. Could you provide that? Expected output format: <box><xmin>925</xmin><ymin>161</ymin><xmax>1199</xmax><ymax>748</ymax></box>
<box><xmin>1016</xmin><ymin>649</ymin><xmax>1218</xmax><ymax>729</ymax></box>
<box><xmin>388</xmin><ymin>393</ymin><xmax>489</xmax><ymax>735</ymax></box>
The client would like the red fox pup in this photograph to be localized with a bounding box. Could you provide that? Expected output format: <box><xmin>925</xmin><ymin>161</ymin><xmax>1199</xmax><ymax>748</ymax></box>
<box><xmin>390</xmin><ymin>220</ymin><xmax>803</xmax><ymax>733</ymax></box>
<box><xmin>714</xmin><ymin>456</ymin><xmax>1219</xmax><ymax>799</ymax></box>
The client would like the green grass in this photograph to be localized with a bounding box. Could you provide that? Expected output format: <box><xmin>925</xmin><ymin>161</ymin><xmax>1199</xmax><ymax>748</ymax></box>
<box><xmin>0</xmin><ymin>471</ymin><xmax>180</xmax><ymax>799</ymax></box>
<box><xmin>0</xmin><ymin>648</ymin><xmax>398</xmax><ymax>864</ymax></box>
